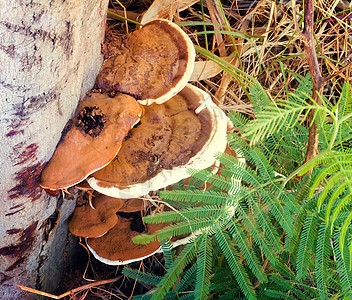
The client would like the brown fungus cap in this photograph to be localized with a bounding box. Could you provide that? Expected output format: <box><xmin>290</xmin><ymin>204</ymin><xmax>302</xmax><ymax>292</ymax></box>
<box><xmin>68</xmin><ymin>194</ymin><xmax>126</xmax><ymax>238</ymax></box>
<box><xmin>86</xmin><ymin>216</ymin><xmax>162</xmax><ymax>265</ymax></box>
<box><xmin>40</xmin><ymin>93</ymin><xmax>143</xmax><ymax>190</ymax></box>
<box><xmin>96</xmin><ymin>19</ymin><xmax>195</xmax><ymax>105</ymax></box>
<box><xmin>88</xmin><ymin>84</ymin><xmax>228</xmax><ymax>198</ymax></box>
<box><xmin>119</xmin><ymin>198</ymin><xmax>145</xmax><ymax>213</ymax></box>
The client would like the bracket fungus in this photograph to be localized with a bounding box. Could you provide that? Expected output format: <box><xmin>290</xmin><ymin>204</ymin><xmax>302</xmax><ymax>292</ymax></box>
<box><xmin>40</xmin><ymin>93</ymin><xmax>143</xmax><ymax>191</ymax></box>
<box><xmin>41</xmin><ymin>18</ymin><xmax>230</xmax><ymax>267</ymax></box>
<box><xmin>87</xmin><ymin>84</ymin><xmax>227</xmax><ymax>198</ymax></box>
<box><xmin>68</xmin><ymin>194</ymin><xmax>126</xmax><ymax>238</ymax></box>
<box><xmin>86</xmin><ymin>215</ymin><xmax>162</xmax><ymax>265</ymax></box>
<box><xmin>96</xmin><ymin>19</ymin><xmax>195</xmax><ymax>105</ymax></box>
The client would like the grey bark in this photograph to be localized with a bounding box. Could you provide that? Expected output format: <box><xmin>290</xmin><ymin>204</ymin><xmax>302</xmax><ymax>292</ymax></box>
<box><xmin>0</xmin><ymin>0</ymin><xmax>109</xmax><ymax>298</ymax></box>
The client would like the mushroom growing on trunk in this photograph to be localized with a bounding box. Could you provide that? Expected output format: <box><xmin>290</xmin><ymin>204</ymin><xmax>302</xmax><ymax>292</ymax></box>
<box><xmin>87</xmin><ymin>84</ymin><xmax>227</xmax><ymax>198</ymax></box>
<box><xmin>86</xmin><ymin>215</ymin><xmax>163</xmax><ymax>265</ymax></box>
<box><xmin>40</xmin><ymin>93</ymin><xmax>143</xmax><ymax>191</ymax></box>
<box><xmin>96</xmin><ymin>19</ymin><xmax>195</xmax><ymax>105</ymax></box>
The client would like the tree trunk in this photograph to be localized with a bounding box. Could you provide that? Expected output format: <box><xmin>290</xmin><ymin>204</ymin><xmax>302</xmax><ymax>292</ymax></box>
<box><xmin>0</xmin><ymin>1</ymin><xmax>109</xmax><ymax>298</ymax></box>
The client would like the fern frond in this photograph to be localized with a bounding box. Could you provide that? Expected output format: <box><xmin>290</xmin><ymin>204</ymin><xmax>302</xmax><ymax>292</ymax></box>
<box><xmin>122</xmin><ymin>267</ymin><xmax>161</xmax><ymax>286</ymax></box>
<box><xmin>133</xmin><ymin>219</ymin><xmax>214</xmax><ymax>244</ymax></box>
<box><xmin>264</xmin><ymin>289</ymin><xmax>296</xmax><ymax>299</ymax></box>
<box><xmin>291</xmin><ymin>72</ymin><xmax>313</xmax><ymax>99</ymax></box>
<box><xmin>194</xmin><ymin>234</ymin><xmax>213</xmax><ymax>300</ymax></box>
<box><xmin>296</xmin><ymin>213</ymin><xmax>318</xmax><ymax>280</ymax></box>
<box><xmin>185</xmin><ymin>175</ymin><xmax>207</xmax><ymax>190</ymax></box>
<box><xmin>248</xmin><ymin>148</ymin><xmax>275</xmax><ymax>182</ymax></box>
<box><xmin>151</xmin><ymin>235</ymin><xmax>202</xmax><ymax>300</ymax></box>
<box><xmin>297</xmin><ymin>150</ymin><xmax>352</xmax><ymax>178</ymax></box>
<box><xmin>219</xmin><ymin>288</ymin><xmax>245</xmax><ymax>300</ymax></box>
<box><xmin>309</xmin><ymin>160</ymin><xmax>349</xmax><ymax>199</ymax></box>
<box><xmin>243</xmin><ymin>97</ymin><xmax>324</xmax><ymax>145</ymax></box>
<box><xmin>338</xmin><ymin>82</ymin><xmax>351</xmax><ymax>120</ymax></box>
<box><xmin>329</xmin><ymin>189</ymin><xmax>352</xmax><ymax>226</ymax></box>
<box><xmin>214</xmin><ymin>227</ymin><xmax>257</xmax><ymax>300</ymax></box>
<box><xmin>317</xmin><ymin>168</ymin><xmax>352</xmax><ymax>215</ymax></box>
<box><xmin>268</xmin><ymin>274</ymin><xmax>313</xmax><ymax>299</ymax></box>
<box><xmin>250</xmin><ymin>79</ymin><xmax>273</xmax><ymax>113</ymax></box>
<box><xmin>175</xmin><ymin>264</ymin><xmax>196</xmax><ymax>293</ymax></box>
<box><xmin>315</xmin><ymin>222</ymin><xmax>332</xmax><ymax>299</ymax></box>
<box><xmin>160</xmin><ymin>240</ymin><xmax>175</xmax><ymax>270</ymax></box>
<box><xmin>248</xmin><ymin>196</ymin><xmax>283</xmax><ymax>253</ymax></box>
<box><xmin>339</xmin><ymin>212</ymin><xmax>352</xmax><ymax>262</ymax></box>
<box><xmin>159</xmin><ymin>189</ymin><xmax>234</xmax><ymax>206</ymax></box>
<box><xmin>143</xmin><ymin>206</ymin><xmax>226</xmax><ymax>224</ymax></box>
<box><xmin>227</xmin><ymin>222</ymin><xmax>268</xmax><ymax>283</ymax></box>
<box><xmin>236</xmin><ymin>203</ymin><xmax>279</xmax><ymax>265</ymax></box>
<box><xmin>188</xmin><ymin>169</ymin><xmax>235</xmax><ymax>192</ymax></box>
<box><xmin>228</xmin><ymin>111</ymin><xmax>249</xmax><ymax>130</ymax></box>
<box><xmin>334</xmin><ymin>230</ymin><xmax>352</xmax><ymax>298</ymax></box>
<box><xmin>179</xmin><ymin>292</ymin><xmax>195</xmax><ymax>299</ymax></box>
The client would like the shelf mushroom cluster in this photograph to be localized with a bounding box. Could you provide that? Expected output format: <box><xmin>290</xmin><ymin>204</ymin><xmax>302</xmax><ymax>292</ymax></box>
<box><xmin>40</xmin><ymin>19</ymin><xmax>228</xmax><ymax>265</ymax></box>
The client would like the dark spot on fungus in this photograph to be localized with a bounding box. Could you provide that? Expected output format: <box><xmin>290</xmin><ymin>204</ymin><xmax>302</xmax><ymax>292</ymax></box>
<box><xmin>116</xmin><ymin>211</ymin><xmax>146</xmax><ymax>233</ymax></box>
<box><xmin>76</xmin><ymin>106</ymin><xmax>105</xmax><ymax>137</ymax></box>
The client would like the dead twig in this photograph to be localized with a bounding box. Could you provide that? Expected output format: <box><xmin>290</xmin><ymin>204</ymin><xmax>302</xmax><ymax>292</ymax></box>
<box><xmin>293</xmin><ymin>0</ymin><xmax>323</xmax><ymax>163</ymax></box>
<box><xmin>17</xmin><ymin>276</ymin><xmax>121</xmax><ymax>299</ymax></box>
<box><xmin>293</xmin><ymin>0</ymin><xmax>352</xmax><ymax>162</ymax></box>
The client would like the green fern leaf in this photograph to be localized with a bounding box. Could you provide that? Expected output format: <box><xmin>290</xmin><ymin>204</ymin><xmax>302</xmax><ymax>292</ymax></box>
<box><xmin>243</xmin><ymin>97</ymin><xmax>320</xmax><ymax>145</ymax></box>
<box><xmin>338</xmin><ymin>82</ymin><xmax>351</xmax><ymax>119</ymax></box>
<box><xmin>175</xmin><ymin>264</ymin><xmax>196</xmax><ymax>293</ymax></box>
<box><xmin>249</xmin><ymin>78</ymin><xmax>273</xmax><ymax>113</ymax></box>
<box><xmin>339</xmin><ymin>212</ymin><xmax>352</xmax><ymax>262</ymax></box>
<box><xmin>188</xmin><ymin>169</ymin><xmax>235</xmax><ymax>192</ymax></box>
<box><xmin>194</xmin><ymin>234</ymin><xmax>213</xmax><ymax>300</ymax></box>
<box><xmin>236</xmin><ymin>203</ymin><xmax>279</xmax><ymax>266</ymax></box>
<box><xmin>160</xmin><ymin>240</ymin><xmax>175</xmax><ymax>270</ymax></box>
<box><xmin>329</xmin><ymin>189</ymin><xmax>352</xmax><ymax>226</ymax></box>
<box><xmin>315</xmin><ymin>222</ymin><xmax>332</xmax><ymax>300</ymax></box>
<box><xmin>151</xmin><ymin>235</ymin><xmax>202</xmax><ymax>300</ymax></box>
<box><xmin>296</xmin><ymin>213</ymin><xmax>317</xmax><ymax>280</ymax></box>
<box><xmin>214</xmin><ymin>227</ymin><xmax>257</xmax><ymax>300</ymax></box>
<box><xmin>227</xmin><ymin>221</ymin><xmax>268</xmax><ymax>283</ymax></box>
<box><xmin>159</xmin><ymin>189</ymin><xmax>233</xmax><ymax>206</ymax></box>
<box><xmin>248</xmin><ymin>196</ymin><xmax>283</xmax><ymax>253</ymax></box>
<box><xmin>133</xmin><ymin>219</ymin><xmax>214</xmax><ymax>244</ymax></box>
<box><xmin>334</xmin><ymin>230</ymin><xmax>352</xmax><ymax>298</ymax></box>
<box><xmin>122</xmin><ymin>267</ymin><xmax>161</xmax><ymax>286</ymax></box>
<box><xmin>143</xmin><ymin>206</ymin><xmax>226</xmax><ymax>224</ymax></box>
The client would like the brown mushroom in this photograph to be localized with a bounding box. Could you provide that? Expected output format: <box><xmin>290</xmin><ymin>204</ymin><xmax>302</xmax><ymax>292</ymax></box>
<box><xmin>40</xmin><ymin>93</ymin><xmax>143</xmax><ymax>190</ymax></box>
<box><xmin>96</xmin><ymin>19</ymin><xmax>195</xmax><ymax>105</ymax></box>
<box><xmin>68</xmin><ymin>194</ymin><xmax>125</xmax><ymax>238</ymax></box>
<box><xmin>119</xmin><ymin>198</ymin><xmax>145</xmax><ymax>213</ymax></box>
<box><xmin>86</xmin><ymin>215</ymin><xmax>162</xmax><ymax>265</ymax></box>
<box><xmin>87</xmin><ymin>84</ymin><xmax>228</xmax><ymax>198</ymax></box>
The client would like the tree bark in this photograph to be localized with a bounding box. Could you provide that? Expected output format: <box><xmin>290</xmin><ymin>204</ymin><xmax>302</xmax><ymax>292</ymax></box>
<box><xmin>0</xmin><ymin>0</ymin><xmax>108</xmax><ymax>298</ymax></box>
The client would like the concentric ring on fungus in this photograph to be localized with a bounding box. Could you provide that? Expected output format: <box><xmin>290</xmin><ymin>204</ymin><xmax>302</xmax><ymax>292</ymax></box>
<box><xmin>96</xmin><ymin>19</ymin><xmax>195</xmax><ymax>105</ymax></box>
